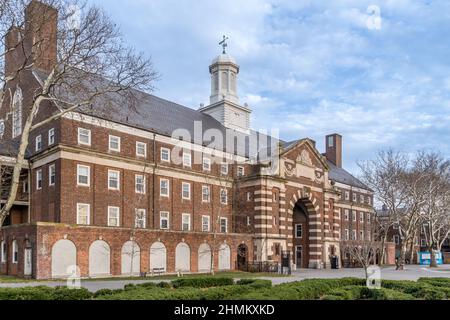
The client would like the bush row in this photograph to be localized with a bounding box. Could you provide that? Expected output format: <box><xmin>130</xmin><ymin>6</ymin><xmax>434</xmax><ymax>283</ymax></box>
<box><xmin>0</xmin><ymin>286</ymin><xmax>92</xmax><ymax>300</ymax></box>
<box><xmin>171</xmin><ymin>277</ymin><xmax>234</xmax><ymax>288</ymax></box>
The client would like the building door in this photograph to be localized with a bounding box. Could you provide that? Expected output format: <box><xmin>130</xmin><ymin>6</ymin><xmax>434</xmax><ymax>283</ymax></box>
<box><xmin>24</xmin><ymin>248</ymin><xmax>32</xmax><ymax>276</ymax></box>
<box><xmin>296</xmin><ymin>246</ymin><xmax>303</xmax><ymax>268</ymax></box>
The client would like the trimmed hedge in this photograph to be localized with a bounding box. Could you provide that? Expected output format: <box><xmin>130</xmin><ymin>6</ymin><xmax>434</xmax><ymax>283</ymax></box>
<box><xmin>382</xmin><ymin>280</ymin><xmax>450</xmax><ymax>300</ymax></box>
<box><xmin>0</xmin><ymin>286</ymin><xmax>93</xmax><ymax>300</ymax></box>
<box><xmin>171</xmin><ymin>277</ymin><xmax>234</xmax><ymax>288</ymax></box>
<box><xmin>323</xmin><ymin>286</ymin><xmax>414</xmax><ymax>300</ymax></box>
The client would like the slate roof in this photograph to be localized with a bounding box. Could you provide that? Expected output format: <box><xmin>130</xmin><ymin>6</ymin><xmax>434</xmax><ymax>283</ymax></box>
<box><xmin>327</xmin><ymin>160</ymin><xmax>372</xmax><ymax>191</ymax></box>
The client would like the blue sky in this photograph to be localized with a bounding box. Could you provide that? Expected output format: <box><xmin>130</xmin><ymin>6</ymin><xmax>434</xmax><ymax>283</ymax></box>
<box><xmin>90</xmin><ymin>0</ymin><xmax>450</xmax><ymax>172</ymax></box>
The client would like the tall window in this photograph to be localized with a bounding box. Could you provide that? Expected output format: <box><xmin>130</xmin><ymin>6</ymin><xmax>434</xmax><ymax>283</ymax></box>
<box><xmin>352</xmin><ymin>211</ymin><xmax>357</xmax><ymax>222</ymax></box>
<box><xmin>352</xmin><ymin>230</ymin><xmax>357</xmax><ymax>240</ymax></box>
<box><xmin>202</xmin><ymin>216</ymin><xmax>210</xmax><ymax>232</ymax></box>
<box><xmin>136</xmin><ymin>142</ymin><xmax>147</xmax><ymax>157</ymax></box>
<box><xmin>77</xmin><ymin>203</ymin><xmax>90</xmax><ymax>225</ymax></box>
<box><xmin>220</xmin><ymin>189</ymin><xmax>228</xmax><ymax>205</ymax></box>
<box><xmin>1</xmin><ymin>241</ymin><xmax>6</xmax><ymax>263</ymax></box>
<box><xmin>161</xmin><ymin>148</ymin><xmax>170</xmax><ymax>162</ymax></box>
<box><xmin>367</xmin><ymin>213</ymin><xmax>371</xmax><ymax>224</ymax></box>
<box><xmin>221</xmin><ymin>163</ymin><xmax>228</xmax><ymax>175</ymax></box>
<box><xmin>237</xmin><ymin>166</ymin><xmax>245</xmax><ymax>177</ymax></box>
<box><xmin>295</xmin><ymin>224</ymin><xmax>303</xmax><ymax>238</ymax></box>
<box><xmin>160</xmin><ymin>179</ymin><xmax>169</xmax><ymax>197</ymax></box>
<box><xmin>220</xmin><ymin>217</ymin><xmax>228</xmax><ymax>233</ymax></box>
<box><xmin>202</xmin><ymin>186</ymin><xmax>210</xmax><ymax>202</ymax></box>
<box><xmin>345</xmin><ymin>229</ymin><xmax>349</xmax><ymax>240</ymax></box>
<box><xmin>182</xmin><ymin>213</ymin><xmax>191</xmax><ymax>231</ymax></box>
<box><xmin>35</xmin><ymin>135</ymin><xmax>42</xmax><ymax>152</ymax></box>
<box><xmin>360</xmin><ymin>212</ymin><xmax>364</xmax><ymax>223</ymax></box>
<box><xmin>183</xmin><ymin>152</ymin><xmax>192</xmax><ymax>167</ymax></box>
<box><xmin>135</xmin><ymin>209</ymin><xmax>146</xmax><ymax>229</ymax></box>
<box><xmin>344</xmin><ymin>191</ymin><xmax>350</xmax><ymax>201</ymax></box>
<box><xmin>202</xmin><ymin>157</ymin><xmax>211</xmax><ymax>171</ymax></box>
<box><xmin>108</xmin><ymin>170</ymin><xmax>120</xmax><ymax>190</ymax></box>
<box><xmin>344</xmin><ymin>209</ymin><xmax>349</xmax><ymax>221</ymax></box>
<box><xmin>135</xmin><ymin>175</ymin><xmax>146</xmax><ymax>194</ymax></box>
<box><xmin>109</xmin><ymin>135</ymin><xmax>121</xmax><ymax>152</ymax></box>
<box><xmin>48</xmin><ymin>128</ymin><xmax>55</xmax><ymax>145</ymax></box>
<box><xmin>77</xmin><ymin>165</ymin><xmax>90</xmax><ymax>186</ymax></box>
<box><xmin>360</xmin><ymin>231</ymin><xmax>364</xmax><ymax>240</ymax></box>
<box><xmin>12</xmin><ymin>240</ymin><xmax>18</xmax><ymax>264</ymax></box>
<box><xmin>12</xmin><ymin>87</ymin><xmax>22</xmax><ymax>138</ymax></box>
<box><xmin>49</xmin><ymin>164</ymin><xmax>56</xmax><ymax>186</ymax></box>
<box><xmin>182</xmin><ymin>182</ymin><xmax>191</xmax><ymax>200</ymax></box>
<box><xmin>36</xmin><ymin>169</ymin><xmax>42</xmax><ymax>190</ymax></box>
<box><xmin>160</xmin><ymin>211</ymin><xmax>169</xmax><ymax>230</ymax></box>
<box><xmin>78</xmin><ymin>128</ymin><xmax>91</xmax><ymax>146</ymax></box>
<box><xmin>394</xmin><ymin>235</ymin><xmax>400</xmax><ymax>245</ymax></box>
<box><xmin>108</xmin><ymin>206</ymin><xmax>120</xmax><ymax>227</ymax></box>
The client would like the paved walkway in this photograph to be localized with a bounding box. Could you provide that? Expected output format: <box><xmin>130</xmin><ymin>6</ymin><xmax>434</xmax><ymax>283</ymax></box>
<box><xmin>1</xmin><ymin>265</ymin><xmax>449</xmax><ymax>292</ymax></box>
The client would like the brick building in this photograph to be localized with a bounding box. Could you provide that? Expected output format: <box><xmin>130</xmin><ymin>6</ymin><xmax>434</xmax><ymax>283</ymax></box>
<box><xmin>1</xmin><ymin>1</ymin><xmax>380</xmax><ymax>279</ymax></box>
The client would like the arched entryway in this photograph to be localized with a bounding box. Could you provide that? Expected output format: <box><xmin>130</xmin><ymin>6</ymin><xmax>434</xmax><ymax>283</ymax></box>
<box><xmin>237</xmin><ymin>244</ymin><xmax>248</xmax><ymax>271</ymax></box>
<box><xmin>89</xmin><ymin>240</ymin><xmax>111</xmax><ymax>277</ymax></box>
<box><xmin>293</xmin><ymin>201</ymin><xmax>310</xmax><ymax>269</ymax></box>
<box><xmin>51</xmin><ymin>239</ymin><xmax>77</xmax><ymax>279</ymax></box>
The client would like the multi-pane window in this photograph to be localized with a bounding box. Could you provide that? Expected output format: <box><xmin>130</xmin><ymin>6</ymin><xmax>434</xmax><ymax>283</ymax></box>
<box><xmin>135</xmin><ymin>175</ymin><xmax>146</xmax><ymax>194</ymax></box>
<box><xmin>344</xmin><ymin>191</ymin><xmax>350</xmax><ymax>201</ymax></box>
<box><xmin>108</xmin><ymin>170</ymin><xmax>120</xmax><ymax>190</ymax></box>
<box><xmin>352</xmin><ymin>211</ymin><xmax>357</xmax><ymax>222</ymax></box>
<box><xmin>136</xmin><ymin>142</ymin><xmax>147</xmax><ymax>157</ymax></box>
<box><xmin>237</xmin><ymin>166</ymin><xmax>245</xmax><ymax>177</ymax></box>
<box><xmin>202</xmin><ymin>215</ymin><xmax>210</xmax><ymax>232</ymax></box>
<box><xmin>220</xmin><ymin>189</ymin><xmax>228</xmax><ymax>205</ymax></box>
<box><xmin>49</xmin><ymin>164</ymin><xmax>56</xmax><ymax>186</ymax></box>
<box><xmin>295</xmin><ymin>224</ymin><xmax>303</xmax><ymax>238</ymax></box>
<box><xmin>161</xmin><ymin>148</ymin><xmax>170</xmax><ymax>162</ymax></box>
<box><xmin>345</xmin><ymin>229</ymin><xmax>349</xmax><ymax>240</ymax></box>
<box><xmin>344</xmin><ymin>209</ymin><xmax>349</xmax><ymax>221</ymax></box>
<box><xmin>78</xmin><ymin>128</ymin><xmax>91</xmax><ymax>146</ymax></box>
<box><xmin>160</xmin><ymin>211</ymin><xmax>169</xmax><ymax>229</ymax></box>
<box><xmin>108</xmin><ymin>206</ymin><xmax>120</xmax><ymax>227</ymax></box>
<box><xmin>182</xmin><ymin>182</ymin><xmax>191</xmax><ymax>200</ymax></box>
<box><xmin>247</xmin><ymin>192</ymin><xmax>252</xmax><ymax>202</ymax></box>
<box><xmin>203</xmin><ymin>157</ymin><xmax>211</xmax><ymax>171</ymax></box>
<box><xmin>360</xmin><ymin>212</ymin><xmax>364</xmax><ymax>223</ymax></box>
<box><xmin>221</xmin><ymin>163</ymin><xmax>228</xmax><ymax>175</ymax></box>
<box><xmin>135</xmin><ymin>209</ymin><xmax>146</xmax><ymax>229</ymax></box>
<box><xmin>182</xmin><ymin>213</ymin><xmax>191</xmax><ymax>231</ymax></box>
<box><xmin>77</xmin><ymin>165</ymin><xmax>90</xmax><ymax>186</ymax></box>
<box><xmin>202</xmin><ymin>186</ymin><xmax>210</xmax><ymax>202</ymax></box>
<box><xmin>352</xmin><ymin>193</ymin><xmax>357</xmax><ymax>202</ymax></box>
<box><xmin>360</xmin><ymin>195</ymin><xmax>365</xmax><ymax>203</ymax></box>
<box><xmin>12</xmin><ymin>240</ymin><xmax>18</xmax><ymax>264</ymax></box>
<box><xmin>220</xmin><ymin>217</ymin><xmax>228</xmax><ymax>233</ymax></box>
<box><xmin>77</xmin><ymin>203</ymin><xmax>90</xmax><ymax>225</ymax></box>
<box><xmin>48</xmin><ymin>128</ymin><xmax>55</xmax><ymax>145</ymax></box>
<box><xmin>183</xmin><ymin>152</ymin><xmax>192</xmax><ymax>167</ymax></box>
<box><xmin>352</xmin><ymin>230</ymin><xmax>357</xmax><ymax>240</ymax></box>
<box><xmin>35</xmin><ymin>135</ymin><xmax>42</xmax><ymax>151</ymax></box>
<box><xmin>160</xmin><ymin>179</ymin><xmax>169</xmax><ymax>197</ymax></box>
<box><xmin>360</xmin><ymin>231</ymin><xmax>364</xmax><ymax>241</ymax></box>
<box><xmin>36</xmin><ymin>169</ymin><xmax>42</xmax><ymax>190</ymax></box>
<box><xmin>109</xmin><ymin>135</ymin><xmax>121</xmax><ymax>152</ymax></box>
<box><xmin>367</xmin><ymin>213</ymin><xmax>371</xmax><ymax>223</ymax></box>
<box><xmin>0</xmin><ymin>241</ymin><xmax>5</xmax><ymax>263</ymax></box>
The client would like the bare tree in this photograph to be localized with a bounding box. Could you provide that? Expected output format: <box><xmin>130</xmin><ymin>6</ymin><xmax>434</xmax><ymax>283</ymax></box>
<box><xmin>0</xmin><ymin>0</ymin><xmax>158</xmax><ymax>226</ymax></box>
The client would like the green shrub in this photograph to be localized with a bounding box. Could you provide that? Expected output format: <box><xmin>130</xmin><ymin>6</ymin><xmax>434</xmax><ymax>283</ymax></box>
<box><xmin>418</xmin><ymin>278</ymin><xmax>450</xmax><ymax>288</ymax></box>
<box><xmin>156</xmin><ymin>282</ymin><xmax>171</xmax><ymax>288</ymax></box>
<box><xmin>367</xmin><ymin>288</ymin><xmax>414</xmax><ymax>300</ymax></box>
<box><xmin>52</xmin><ymin>287</ymin><xmax>93</xmax><ymax>300</ymax></box>
<box><xmin>124</xmin><ymin>284</ymin><xmax>136</xmax><ymax>291</ymax></box>
<box><xmin>382</xmin><ymin>280</ymin><xmax>449</xmax><ymax>300</ymax></box>
<box><xmin>138</xmin><ymin>282</ymin><xmax>157</xmax><ymax>288</ymax></box>
<box><xmin>93</xmin><ymin>289</ymin><xmax>114</xmax><ymax>297</ymax></box>
<box><xmin>237</xmin><ymin>279</ymin><xmax>272</xmax><ymax>289</ymax></box>
<box><xmin>171</xmin><ymin>277</ymin><xmax>234</xmax><ymax>288</ymax></box>
<box><xmin>0</xmin><ymin>286</ymin><xmax>92</xmax><ymax>300</ymax></box>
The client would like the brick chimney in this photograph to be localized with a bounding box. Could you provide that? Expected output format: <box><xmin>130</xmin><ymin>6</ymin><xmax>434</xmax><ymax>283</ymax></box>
<box><xmin>4</xmin><ymin>1</ymin><xmax>58</xmax><ymax>76</ymax></box>
<box><xmin>325</xmin><ymin>134</ymin><xmax>342</xmax><ymax>168</ymax></box>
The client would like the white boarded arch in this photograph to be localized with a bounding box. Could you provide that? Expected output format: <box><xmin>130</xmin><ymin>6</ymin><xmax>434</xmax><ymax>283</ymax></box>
<box><xmin>89</xmin><ymin>240</ymin><xmax>111</xmax><ymax>277</ymax></box>
<box><xmin>51</xmin><ymin>239</ymin><xmax>77</xmax><ymax>279</ymax></box>
<box><xmin>218</xmin><ymin>244</ymin><xmax>231</xmax><ymax>270</ymax></box>
<box><xmin>150</xmin><ymin>241</ymin><xmax>167</xmax><ymax>272</ymax></box>
<box><xmin>121</xmin><ymin>241</ymin><xmax>141</xmax><ymax>275</ymax></box>
<box><xmin>198</xmin><ymin>243</ymin><xmax>212</xmax><ymax>273</ymax></box>
<box><xmin>175</xmin><ymin>242</ymin><xmax>191</xmax><ymax>272</ymax></box>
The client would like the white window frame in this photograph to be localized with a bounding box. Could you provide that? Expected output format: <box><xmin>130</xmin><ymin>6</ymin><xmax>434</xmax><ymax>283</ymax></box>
<box><xmin>360</xmin><ymin>212</ymin><xmax>364</xmax><ymax>223</ymax></box>
<box><xmin>202</xmin><ymin>185</ymin><xmax>210</xmax><ymax>203</ymax></box>
<box><xmin>202</xmin><ymin>215</ymin><xmax>210</xmax><ymax>232</ymax></box>
<box><xmin>135</xmin><ymin>209</ymin><xmax>147</xmax><ymax>229</ymax></box>
<box><xmin>136</xmin><ymin>142</ymin><xmax>147</xmax><ymax>158</ymax></box>
<box><xmin>182</xmin><ymin>182</ymin><xmax>191</xmax><ymax>200</ymax></box>
<box><xmin>237</xmin><ymin>166</ymin><xmax>245</xmax><ymax>177</ymax></box>
<box><xmin>344</xmin><ymin>191</ymin><xmax>350</xmax><ymax>201</ymax></box>
<box><xmin>202</xmin><ymin>157</ymin><xmax>211</xmax><ymax>172</ymax></box>
<box><xmin>107</xmin><ymin>206</ymin><xmax>120</xmax><ymax>227</ymax></box>
<box><xmin>221</xmin><ymin>163</ymin><xmax>229</xmax><ymax>175</ymax></box>
<box><xmin>12</xmin><ymin>240</ymin><xmax>18</xmax><ymax>264</ymax></box>
<box><xmin>220</xmin><ymin>189</ymin><xmax>228</xmax><ymax>205</ymax></box>
<box><xmin>182</xmin><ymin>213</ymin><xmax>191</xmax><ymax>231</ymax></box>
<box><xmin>183</xmin><ymin>152</ymin><xmax>192</xmax><ymax>167</ymax></box>
<box><xmin>352</xmin><ymin>211</ymin><xmax>357</xmax><ymax>222</ymax></box>
<box><xmin>49</xmin><ymin>164</ymin><xmax>56</xmax><ymax>186</ymax></box>
<box><xmin>220</xmin><ymin>217</ymin><xmax>228</xmax><ymax>233</ymax></box>
<box><xmin>344</xmin><ymin>209</ymin><xmax>349</xmax><ymax>221</ymax></box>
<box><xmin>135</xmin><ymin>174</ymin><xmax>146</xmax><ymax>194</ymax></box>
<box><xmin>48</xmin><ymin>128</ymin><xmax>55</xmax><ymax>145</ymax></box>
<box><xmin>35</xmin><ymin>135</ymin><xmax>42</xmax><ymax>152</ymax></box>
<box><xmin>160</xmin><ymin>179</ymin><xmax>169</xmax><ymax>197</ymax></box>
<box><xmin>78</xmin><ymin>128</ymin><xmax>91</xmax><ymax>146</ymax></box>
<box><xmin>367</xmin><ymin>213</ymin><xmax>371</xmax><ymax>223</ymax></box>
<box><xmin>108</xmin><ymin>135</ymin><xmax>121</xmax><ymax>152</ymax></box>
<box><xmin>36</xmin><ymin>169</ymin><xmax>43</xmax><ymax>190</ymax></box>
<box><xmin>352</xmin><ymin>193</ymin><xmax>357</xmax><ymax>202</ymax></box>
<box><xmin>0</xmin><ymin>241</ymin><xmax>6</xmax><ymax>263</ymax></box>
<box><xmin>352</xmin><ymin>230</ymin><xmax>357</xmax><ymax>240</ymax></box>
<box><xmin>295</xmin><ymin>224</ymin><xmax>303</xmax><ymax>238</ymax></box>
<box><xmin>360</xmin><ymin>195</ymin><xmax>365</xmax><ymax>203</ymax></box>
<box><xmin>160</xmin><ymin>211</ymin><xmax>169</xmax><ymax>230</ymax></box>
<box><xmin>77</xmin><ymin>203</ymin><xmax>90</xmax><ymax>225</ymax></box>
<box><xmin>108</xmin><ymin>170</ymin><xmax>120</xmax><ymax>190</ymax></box>
<box><xmin>161</xmin><ymin>148</ymin><xmax>170</xmax><ymax>163</ymax></box>
<box><xmin>345</xmin><ymin>229</ymin><xmax>349</xmax><ymax>241</ymax></box>
<box><xmin>77</xmin><ymin>165</ymin><xmax>90</xmax><ymax>187</ymax></box>
<box><xmin>247</xmin><ymin>216</ymin><xmax>251</xmax><ymax>226</ymax></box>
<box><xmin>247</xmin><ymin>192</ymin><xmax>252</xmax><ymax>202</ymax></box>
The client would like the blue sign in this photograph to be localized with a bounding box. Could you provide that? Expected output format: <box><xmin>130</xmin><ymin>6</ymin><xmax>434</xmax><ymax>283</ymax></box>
<box><xmin>418</xmin><ymin>252</ymin><xmax>443</xmax><ymax>265</ymax></box>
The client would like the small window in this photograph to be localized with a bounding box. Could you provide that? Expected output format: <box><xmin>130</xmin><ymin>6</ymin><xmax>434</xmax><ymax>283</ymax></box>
<box><xmin>183</xmin><ymin>152</ymin><xmax>192</xmax><ymax>167</ymax></box>
<box><xmin>77</xmin><ymin>203</ymin><xmax>90</xmax><ymax>225</ymax></box>
<box><xmin>247</xmin><ymin>216</ymin><xmax>251</xmax><ymax>226</ymax></box>
<box><xmin>360</xmin><ymin>231</ymin><xmax>364</xmax><ymax>241</ymax></box>
<box><xmin>109</xmin><ymin>135</ymin><xmax>121</xmax><ymax>152</ymax></box>
<box><xmin>182</xmin><ymin>213</ymin><xmax>191</xmax><ymax>231</ymax></box>
<box><xmin>295</xmin><ymin>224</ymin><xmax>303</xmax><ymax>238</ymax></box>
<box><xmin>367</xmin><ymin>233</ymin><xmax>371</xmax><ymax>241</ymax></box>
<box><xmin>237</xmin><ymin>166</ymin><xmax>245</xmax><ymax>177</ymax></box>
<box><xmin>12</xmin><ymin>240</ymin><xmax>18</xmax><ymax>264</ymax></box>
<box><xmin>368</xmin><ymin>197</ymin><xmax>372</xmax><ymax>205</ymax></box>
<box><xmin>220</xmin><ymin>217</ymin><xmax>228</xmax><ymax>233</ymax></box>
<box><xmin>202</xmin><ymin>186</ymin><xmax>210</xmax><ymax>202</ymax></box>
<box><xmin>367</xmin><ymin>213</ymin><xmax>371</xmax><ymax>223</ymax></box>
<box><xmin>221</xmin><ymin>163</ymin><xmax>228</xmax><ymax>175</ymax></box>
<box><xmin>108</xmin><ymin>170</ymin><xmax>120</xmax><ymax>190</ymax></box>
<box><xmin>22</xmin><ymin>181</ymin><xmax>28</xmax><ymax>194</ymax></box>
<box><xmin>35</xmin><ymin>135</ymin><xmax>42</xmax><ymax>152</ymax></box>
<box><xmin>247</xmin><ymin>192</ymin><xmax>252</xmax><ymax>202</ymax></box>
<box><xmin>344</xmin><ymin>209</ymin><xmax>349</xmax><ymax>221</ymax></box>
<box><xmin>360</xmin><ymin>195</ymin><xmax>364</xmax><ymax>203</ymax></box>
<box><xmin>202</xmin><ymin>215</ymin><xmax>210</xmax><ymax>232</ymax></box>
<box><xmin>135</xmin><ymin>175</ymin><xmax>146</xmax><ymax>194</ymax></box>
<box><xmin>77</xmin><ymin>165</ymin><xmax>90</xmax><ymax>187</ymax></box>
<box><xmin>352</xmin><ymin>230</ymin><xmax>357</xmax><ymax>240</ymax></box>
<box><xmin>160</xmin><ymin>179</ymin><xmax>169</xmax><ymax>197</ymax></box>
<box><xmin>360</xmin><ymin>212</ymin><xmax>364</xmax><ymax>223</ymax></box>
<box><xmin>36</xmin><ymin>169</ymin><xmax>43</xmax><ymax>190</ymax></box>
<box><xmin>182</xmin><ymin>182</ymin><xmax>191</xmax><ymax>200</ymax></box>
<box><xmin>352</xmin><ymin>193</ymin><xmax>357</xmax><ymax>202</ymax></box>
<box><xmin>136</xmin><ymin>142</ymin><xmax>147</xmax><ymax>157</ymax></box>
<box><xmin>328</xmin><ymin>136</ymin><xmax>334</xmax><ymax>147</ymax></box>
<box><xmin>49</xmin><ymin>164</ymin><xmax>56</xmax><ymax>186</ymax></box>
<box><xmin>220</xmin><ymin>189</ymin><xmax>228</xmax><ymax>205</ymax></box>
<box><xmin>0</xmin><ymin>241</ymin><xmax>6</xmax><ymax>263</ymax></box>
<box><xmin>135</xmin><ymin>209</ymin><xmax>146</xmax><ymax>229</ymax></box>
<box><xmin>345</xmin><ymin>229</ymin><xmax>349</xmax><ymax>241</ymax></box>
<box><xmin>352</xmin><ymin>211</ymin><xmax>357</xmax><ymax>222</ymax></box>
<box><xmin>48</xmin><ymin>128</ymin><xmax>55</xmax><ymax>145</ymax></box>
<box><xmin>161</xmin><ymin>148</ymin><xmax>170</xmax><ymax>162</ymax></box>
<box><xmin>344</xmin><ymin>191</ymin><xmax>350</xmax><ymax>201</ymax></box>
<box><xmin>78</xmin><ymin>128</ymin><xmax>91</xmax><ymax>146</ymax></box>
<box><xmin>203</xmin><ymin>157</ymin><xmax>211</xmax><ymax>171</ymax></box>
<box><xmin>160</xmin><ymin>211</ymin><xmax>169</xmax><ymax>230</ymax></box>
<box><xmin>108</xmin><ymin>206</ymin><xmax>120</xmax><ymax>227</ymax></box>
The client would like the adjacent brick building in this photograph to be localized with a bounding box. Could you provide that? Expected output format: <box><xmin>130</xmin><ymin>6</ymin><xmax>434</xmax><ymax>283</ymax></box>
<box><xmin>1</xmin><ymin>1</ymin><xmax>383</xmax><ymax>279</ymax></box>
